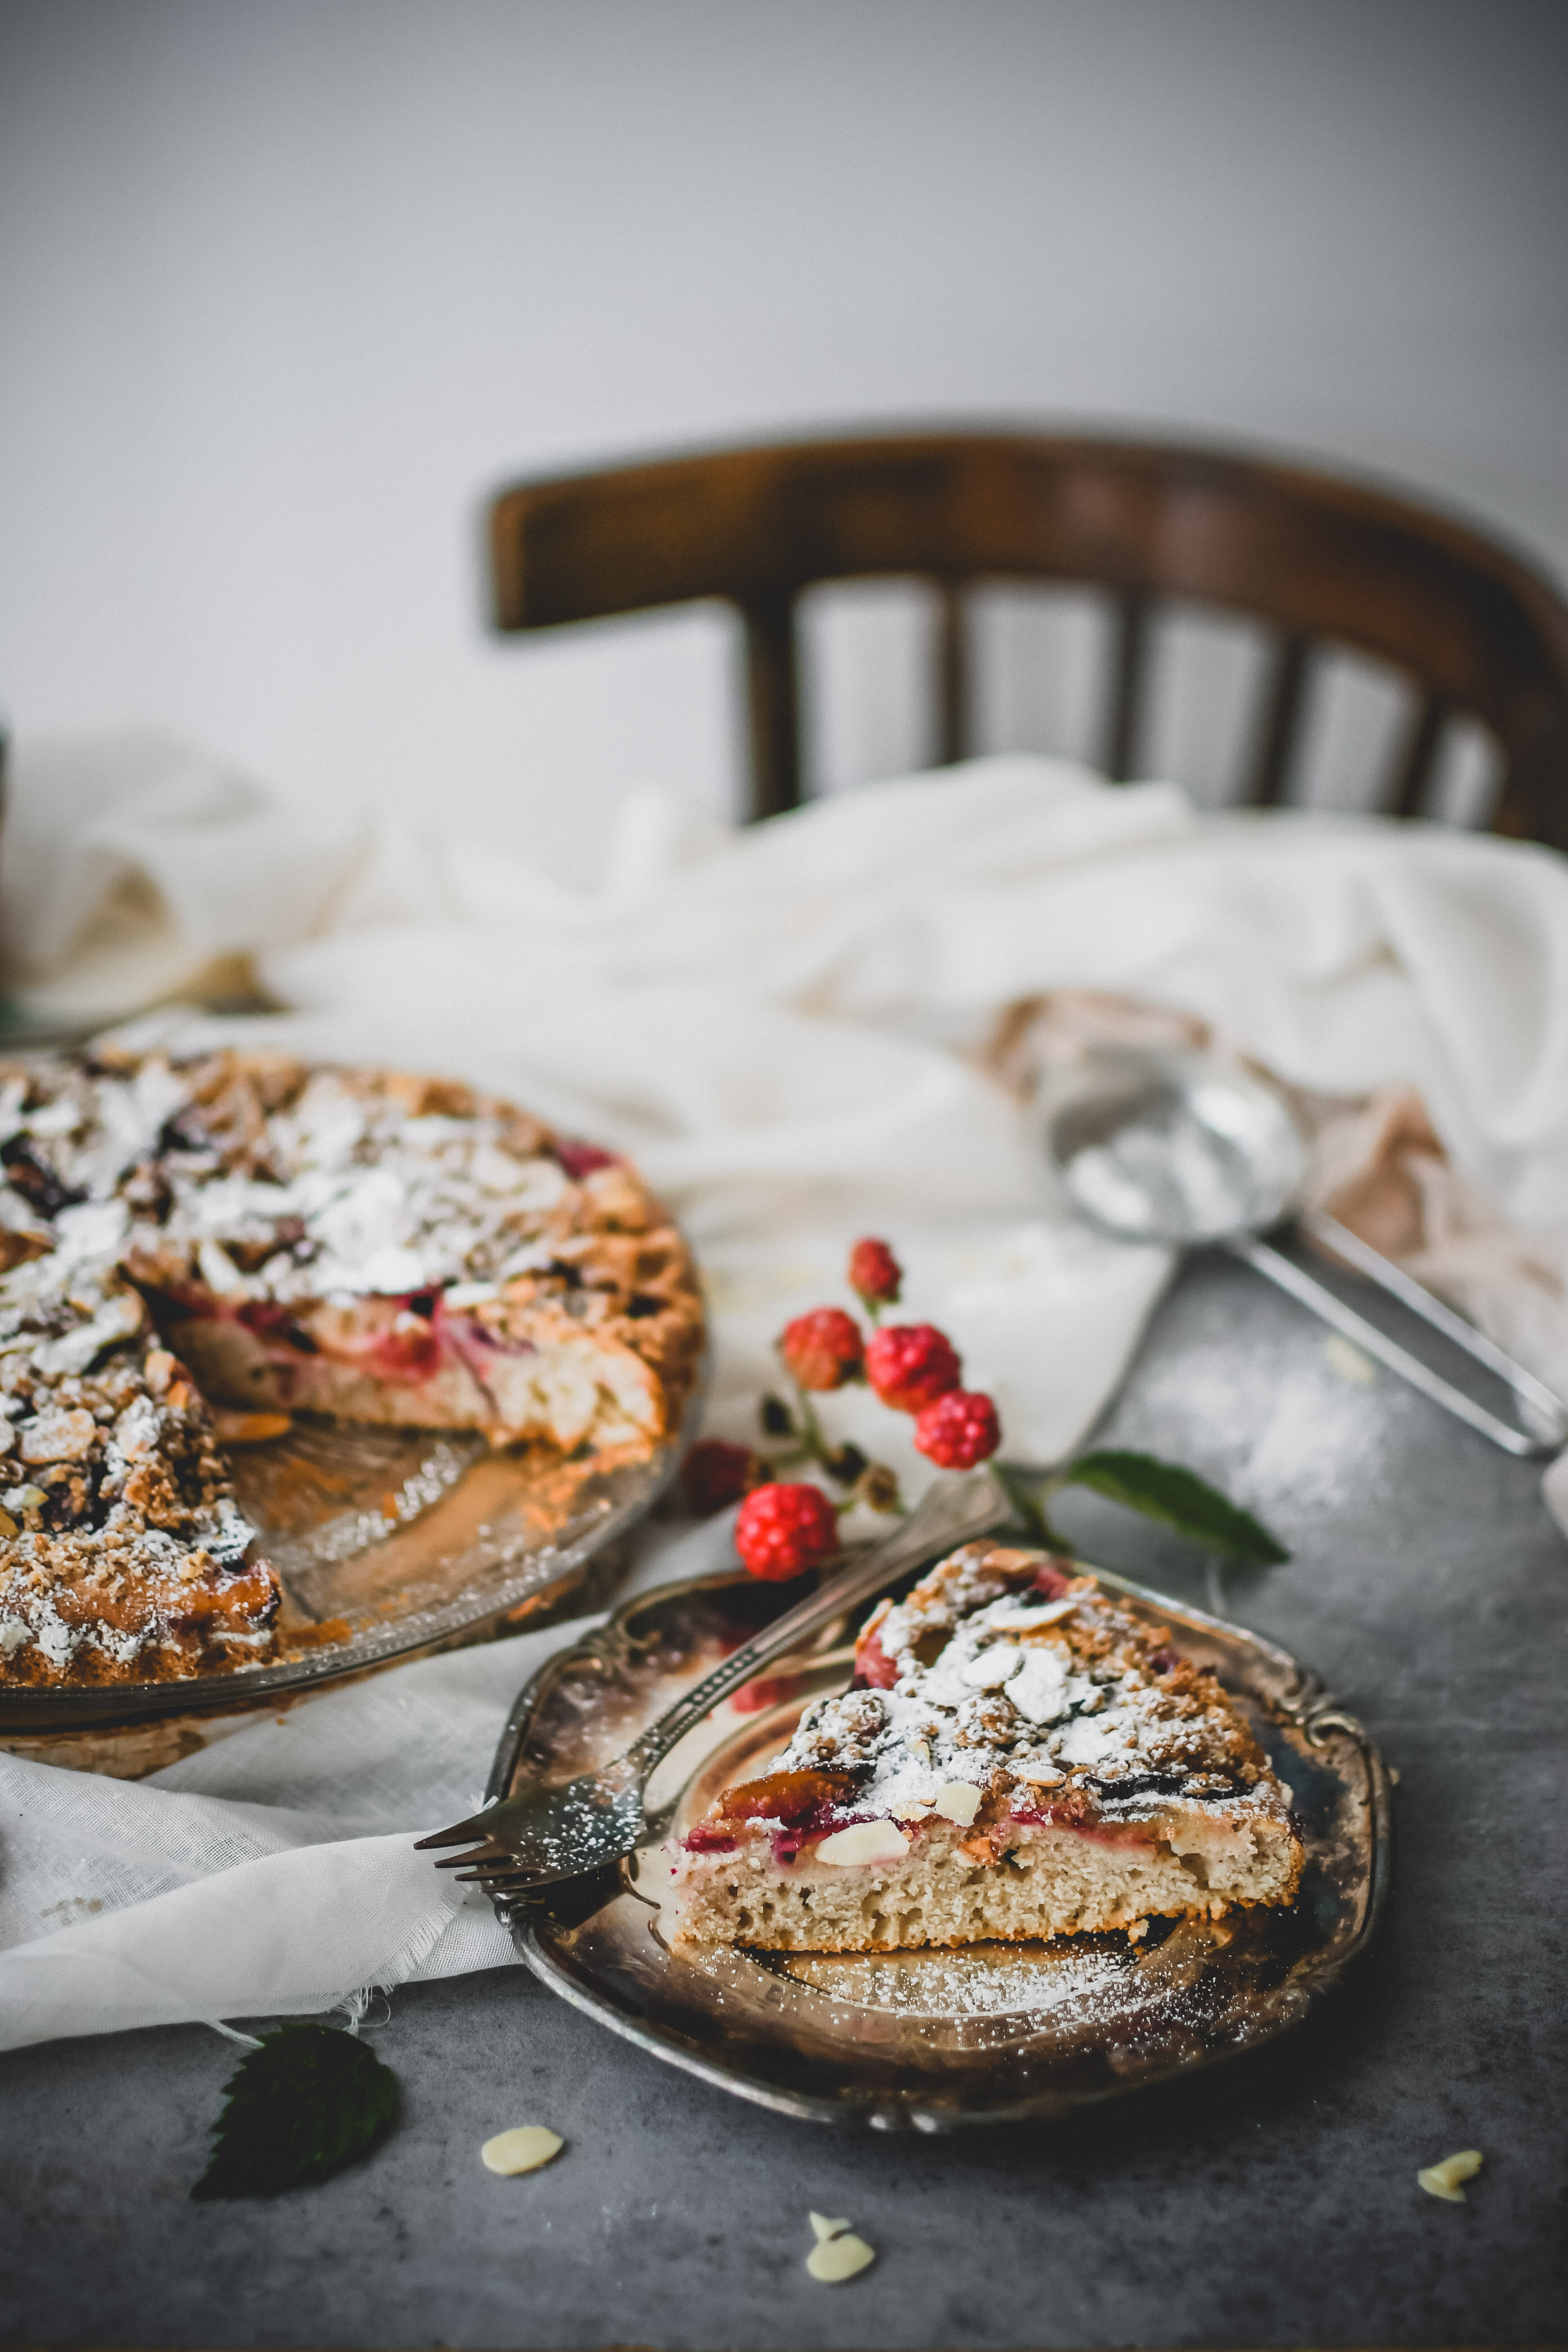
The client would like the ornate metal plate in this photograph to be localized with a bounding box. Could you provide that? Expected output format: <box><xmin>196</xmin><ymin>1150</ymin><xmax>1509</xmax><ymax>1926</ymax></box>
<box><xmin>488</xmin><ymin>1560</ymin><xmax>1390</xmax><ymax>2130</ymax></box>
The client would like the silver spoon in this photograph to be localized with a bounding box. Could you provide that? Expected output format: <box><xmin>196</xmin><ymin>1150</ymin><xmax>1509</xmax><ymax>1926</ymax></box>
<box><xmin>1047</xmin><ymin>1048</ymin><xmax>1566</xmax><ymax>1459</ymax></box>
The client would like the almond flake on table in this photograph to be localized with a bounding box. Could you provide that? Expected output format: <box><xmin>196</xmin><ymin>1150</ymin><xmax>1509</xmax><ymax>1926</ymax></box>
<box><xmin>808</xmin><ymin>2212</ymin><xmax>852</xmax><ymax>2242</ymax></box>
<box><xmin>1324</xmin><ymin>1334</ymin><xmax>1377</xmax><ymax>1385</ymax></box>
<box><xmin>1416</xmin><ymin>2149</ymin><xmax>1482</xmax><ymax>2202</ymax></box>
<box><xmin>805</xmin><ymin>2218</ymin><xmax>876</xmax><ymax>2282</ymax></box>
<box><xmin>480</xmin><ymin>2126</ymin><xmax>564</xmax><ymax>2175</ymax></box>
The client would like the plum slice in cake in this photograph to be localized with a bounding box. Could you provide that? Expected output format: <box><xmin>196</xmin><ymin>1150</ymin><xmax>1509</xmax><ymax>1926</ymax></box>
<box><xmin>0</xmin><ymin>1048</ymin><xmax>703</xmax><ymax>1685</ymax></box>
<box><xmin>668</xmin><ymin>1539</ymin><xmax>1303</xmax><ymax>1953</ymax></box>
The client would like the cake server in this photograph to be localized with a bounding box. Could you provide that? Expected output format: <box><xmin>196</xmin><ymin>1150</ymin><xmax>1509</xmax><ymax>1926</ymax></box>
<box><xmin>1047</xmin><ymin>1046</ymin><xmax>1566</xmax><ymax>1458</ymax></box>
<box><xmin>416</xmin><ymin>1463</ymin><xmax>1010</xmax><ymax>1896</ymax></box>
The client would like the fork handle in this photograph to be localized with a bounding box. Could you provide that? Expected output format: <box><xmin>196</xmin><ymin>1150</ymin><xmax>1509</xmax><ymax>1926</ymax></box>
<box><xmin>623</xmin><ymin>1466</ymin><xmax>1010</xmax><ymax>1780</ymax></box>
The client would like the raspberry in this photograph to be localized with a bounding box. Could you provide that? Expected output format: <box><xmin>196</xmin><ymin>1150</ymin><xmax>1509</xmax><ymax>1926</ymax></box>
<box><xmin>865</xmin><ymin>1322</ymin><xmax>962</xmax><ymax>1413</ymax></box>
<box><xmin>848</xmin><ymin>1236</ymin><xmax>902</xmax><ymax>1310</ymax></box>
<box><xmin>681</xmin><ymin>1438</ymin><xmax>763</xmax><ymax>1518</ymax></box>
<box><xmin>912</xmin><ymin>1388</ymin><xmax>1001</xmax><ymax>1469</ymax></box>
<box><xmin>778</xmin><ymin>1306</ymin><xmax>863</xmax><ymax>1391</ymax></box>
<box><xmin>554</xmin><ymin>1139</ymin><xmax>618</xmax><ymax>1179</ymax></box>
<box><xmin>734</xmin><ymin>1482</ymin><xmax>840</xmax><ymax>1580</ymax></box>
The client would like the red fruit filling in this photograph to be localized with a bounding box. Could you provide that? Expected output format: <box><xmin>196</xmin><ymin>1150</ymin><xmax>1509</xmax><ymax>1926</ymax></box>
<box><xmin>852</xmin><ymin>1627</ymin><xmax>899</xmax><ymax>1690</ymax></box>
<box><xmin>554</xmin><ymin>1139</ymin><xmax>619</xmax><ymax>1178</ymax></box>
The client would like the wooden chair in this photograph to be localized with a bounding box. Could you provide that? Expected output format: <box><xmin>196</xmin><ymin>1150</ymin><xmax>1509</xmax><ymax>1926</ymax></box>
<box><xmin>488</xmin><ymin>431</ymin><xmax>1568</xmax><ymax>849</ymax></box>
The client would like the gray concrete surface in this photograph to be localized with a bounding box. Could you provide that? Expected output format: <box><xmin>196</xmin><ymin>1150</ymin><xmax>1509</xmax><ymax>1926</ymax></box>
<box><xmin>2</xmin><ymin>1250</ymin><xmax>1565</xmax><ymax>2347</ymax></box>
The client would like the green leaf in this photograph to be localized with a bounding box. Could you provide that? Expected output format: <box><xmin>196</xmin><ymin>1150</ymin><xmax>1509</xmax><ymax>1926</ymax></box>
<box><xmin>1057</xmin><ymin>1450</ymin><xmax>1289</xmax><ymax>1565</ymax></box>
<box><xmin>191</xmin><ymin>2022</ymin><xmax>398</xmax><ymax>2200</ymax></box>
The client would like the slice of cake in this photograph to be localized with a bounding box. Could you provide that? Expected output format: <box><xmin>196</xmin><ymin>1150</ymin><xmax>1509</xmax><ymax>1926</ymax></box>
<box><xmin>0</xmin><ymin>1048</ymin><xmax>703</xmax><ymax>1686</ymax></box>
<box><xmin>114</xmin><ymin>1055</ymin><xmax>702</xmax><ymax>1461</ymax></box>
<box><xmin>0</xmin><ymin>1255</ymin><xmax>278</xmax><ymax>1686</ymax></box>
<box><xmin>668</xmin><ymin>1539</ymin><xmax>1303</xmax><ymax>1953</ymax></box>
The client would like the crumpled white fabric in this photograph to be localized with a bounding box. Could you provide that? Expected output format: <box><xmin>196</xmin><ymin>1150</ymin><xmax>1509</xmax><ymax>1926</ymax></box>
<box><xmin>2</xmin><ymin>734</ymin><xmax>1567</xmax><ymax>2051</ymax></box>
<box><xmin>0</xmin><ymin>1515</ymin><xmax>737</xmax><ymax>2051</ymax></box>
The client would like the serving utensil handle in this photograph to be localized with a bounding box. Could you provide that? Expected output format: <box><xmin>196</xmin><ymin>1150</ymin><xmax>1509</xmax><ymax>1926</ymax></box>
<box><xmin>1231</xmin><ymin>1236</ymin><xmax>1562</xmax><ymax>1458</ymax></box>
<box><xmin>1300</xmin><ymin>1210</ymin><xmax>1567</xmax><ymax>1444</ymax></box>
<box><xmin>625</xmin><ymin>1466</ymin><xmax>1010</xmax><ymax>1774</ymax></box>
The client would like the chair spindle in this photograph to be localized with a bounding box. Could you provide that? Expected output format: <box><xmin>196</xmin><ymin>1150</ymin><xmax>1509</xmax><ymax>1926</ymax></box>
<box><xmin>935</xmin><ymin>580</ymin><xmax>968</xmax><ymax>767</ymax></box>
<box><xmin>742</xmin><ymin>593</ymin><xmax>801</xmax><ymax>821</ymax></box>
<box><xmin>1102</xmin><ymin>592</ymin><xmax>1151</xmax><ymax>781</ymax></box>
<box><xmin>1387</xmin><ymin>695</ymin><xmax>1447</xmax><ymax>818</ymax></box>
<box><xmin>1248</xmin><ymin>635</ymin><xmax>1311</xmax><ymax>807</ymax></box>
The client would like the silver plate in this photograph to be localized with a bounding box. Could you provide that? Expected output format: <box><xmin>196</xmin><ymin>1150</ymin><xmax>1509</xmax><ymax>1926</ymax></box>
<box><xmin>487</xmin><ymin>1560</ymin><xmax>1390</xmax><ymax>2129</ymax></box>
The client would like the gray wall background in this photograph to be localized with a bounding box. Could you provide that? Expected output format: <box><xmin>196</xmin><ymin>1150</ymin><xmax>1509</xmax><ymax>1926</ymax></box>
<box><xmin>2</xmin><ymin>0</ymin><xmax>1565</xmax><ymax>883</ymax></box>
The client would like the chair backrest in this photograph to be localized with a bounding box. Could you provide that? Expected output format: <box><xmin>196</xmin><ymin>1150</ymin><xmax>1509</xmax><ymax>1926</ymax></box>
<box><xmin>489</xmin><ymin>431</ymin><xmax>1568</xmax><ymax>847</ymax></box>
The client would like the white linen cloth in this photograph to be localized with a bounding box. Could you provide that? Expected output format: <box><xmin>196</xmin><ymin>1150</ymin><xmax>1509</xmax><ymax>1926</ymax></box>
<box><xmin>3</xmin><ymin>733</ymin><xmax>1567</xmax><ymax>2052</ymax></box>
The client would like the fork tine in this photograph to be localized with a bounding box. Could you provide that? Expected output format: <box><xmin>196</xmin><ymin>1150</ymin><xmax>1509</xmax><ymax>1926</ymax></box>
<box><xmin>415</xmin><ymin>1809</ymin><xmax>504</xmax><ymax>1850</ymax></box>
<box><xmin>430</xmin><ymin>1839</ymin><xmax>516</xmax><ymax>1872</ymax></box>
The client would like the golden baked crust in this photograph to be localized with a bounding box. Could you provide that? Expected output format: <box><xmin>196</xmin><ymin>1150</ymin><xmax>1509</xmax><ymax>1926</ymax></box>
<box><xmin>669</xmin><ymin>1540</ymin><xmax>1302</xmax><ymax>1953</ymax></box>
<box><xmin>0</xmin><ymin>1049</ymin><xmax>703</xmax><ymax>1687</ymax></box>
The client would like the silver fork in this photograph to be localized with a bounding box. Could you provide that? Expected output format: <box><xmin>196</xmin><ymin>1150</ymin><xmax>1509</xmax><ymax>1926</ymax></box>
<box><xmin>415</xmin><ymin>1465</ymin><xmax>1010</xmax><ymax>1897</ymax></box>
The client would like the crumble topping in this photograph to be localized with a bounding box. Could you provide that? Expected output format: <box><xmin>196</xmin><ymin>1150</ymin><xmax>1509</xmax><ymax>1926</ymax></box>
<box><xmin>0</xmin><ymin>1047</ymin><xmax>703</xmax><ymax>1686</ymax></box>
<box><xmin>754</xmin><ymin>1540</ymin><xmax>1289</xmax><ymax>1834</ymax></box>
<box><xmin>0</xmin><ymin>1254</ymin><xmax>271</xmax><ymax>1685</ymax></box>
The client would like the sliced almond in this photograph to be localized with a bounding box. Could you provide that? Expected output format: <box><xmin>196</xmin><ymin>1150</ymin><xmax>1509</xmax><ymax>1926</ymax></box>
<box><xmin>197</xmin><ymin>1238</ymin><xmax>250</xmax><ymax>1297</ymax></box>
<box><xmin>807</xmin><ymin>2230</ymin><xmax>875</xmax><ymax>2283</ymax></box>
<box><xmin>809</xmin><ymin>2212</ymin><xmax>852</xmax><ymax>2242</ymax></box>
<box><xmin>19</xmin><ymin>1407</ymin><xmax>97</xmax><ymax>1465</ymax></box>
<box><xmin>481</xmin><ymin>2125</ymin><xmax>564</xmax><ymax>2175</ymax></box>
<box><xmin>1417</xmin><ymin>2149</ymin><xmax>1482</xmax><ymax>2202</ymax></box>
<box><xmin>932</xmin><ymin>1781</ymin><xmax>981</xmax><ymax>1826</ymax></box>
<box><xmin>816</xmin><ymin>1820</ymin><xmax>909</xmax><ymax>1867</ymax></box>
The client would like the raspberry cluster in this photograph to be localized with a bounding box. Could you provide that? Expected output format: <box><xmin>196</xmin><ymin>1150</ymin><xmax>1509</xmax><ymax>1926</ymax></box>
<box><xmin>680</xmin><ymin>1235</ymin><xmax>1004</xmax><ymax>1579</ymax></box>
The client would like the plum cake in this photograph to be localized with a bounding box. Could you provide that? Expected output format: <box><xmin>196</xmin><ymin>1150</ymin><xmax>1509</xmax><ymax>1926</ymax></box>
<box><xmin>0</xmin><ymin>1047</ymin><xmax>702</xmax><ymax>1686</ymax></box>
<box><xmin>669</xmin><ymin>1539</ymin><xmax>1302</xmax><ymax>1952</ymax></box>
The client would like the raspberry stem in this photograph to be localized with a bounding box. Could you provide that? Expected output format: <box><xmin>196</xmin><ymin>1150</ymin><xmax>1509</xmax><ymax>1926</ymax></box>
<box><xmin>788</xmin><ymin>1380</ymin><xmax>832</xmax><ymax>1468</ymax></box>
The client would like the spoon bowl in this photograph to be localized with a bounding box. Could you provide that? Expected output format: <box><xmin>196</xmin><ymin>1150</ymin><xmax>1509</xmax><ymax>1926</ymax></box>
<box><xmin>1050</xmin><ymin>1051</ymin><xmax>1306</xmax><ymax>1246</ymax></box>
<box><xmin>1046</xmin><ymin>1046</ymin><xmax>1566</xmax><ymax>1459</ymax></box>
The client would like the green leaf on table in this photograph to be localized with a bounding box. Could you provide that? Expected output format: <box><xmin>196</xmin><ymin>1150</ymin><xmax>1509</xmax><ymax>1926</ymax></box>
<box><xmin>191</xmin><ymin>2021</ymin><xmax>398</xmax><ymax>2200</ymax></box>
<box><xmin>1057</xmin><ymin>1450</ymin><xmax>1289</xmax><ymax>1565</ymax></box>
